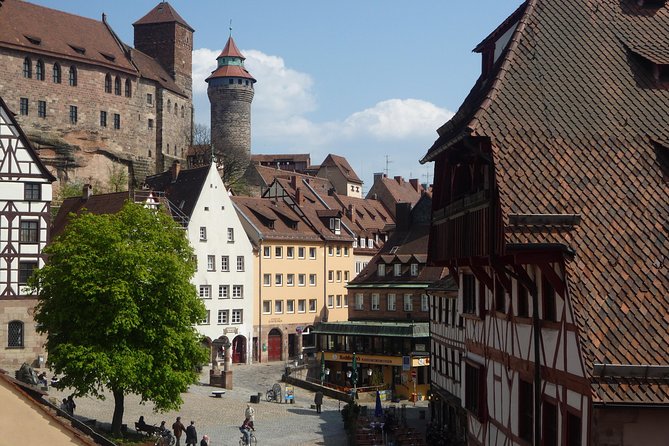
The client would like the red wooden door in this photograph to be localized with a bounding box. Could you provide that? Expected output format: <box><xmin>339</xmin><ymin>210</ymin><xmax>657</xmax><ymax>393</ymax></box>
<box><xmin>268</xmin><ymin>334</ymin><xmax>281</xmax><ymax>361</ymax></box>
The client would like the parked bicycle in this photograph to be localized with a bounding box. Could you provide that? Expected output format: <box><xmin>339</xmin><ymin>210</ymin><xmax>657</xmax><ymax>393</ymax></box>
<box><xmin>154</xmin><ymin>428</ymin><xmax>176</xmax><ymax>446</ymax></box>
<box><xmin>266</xmin><ymin>383</ymin><xmax>282</xmax><ymax>402</ymax></box>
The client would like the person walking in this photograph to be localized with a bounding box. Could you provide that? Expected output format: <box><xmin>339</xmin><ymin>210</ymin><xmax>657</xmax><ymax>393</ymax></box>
<box><xmin>245</xmin><ymin>403</ymin><xmax>255</xmax><ymax>422</ymax></box>
<box><xmin>66</xmin><ymin>395</ymin><xmax>76</xmax><ymax>415</ymax></box>
<box><xmin>314</xmin><ymin>390</ymin><xmax>324</xmax><ymax>414</ymax></box>
<box><xmin>172</xmin><ymin>416</ymin><xmax>186</xmax><ymax>446</ymax></box>
<box><xmin>200</xmin><ymin>435</ymin><xmax>209</xmax><ymax>446</ymax></box>
<box><xmin>185</xmin><ymin>420</ymin><xmax>197</xmax><ymax>446</ymax></box>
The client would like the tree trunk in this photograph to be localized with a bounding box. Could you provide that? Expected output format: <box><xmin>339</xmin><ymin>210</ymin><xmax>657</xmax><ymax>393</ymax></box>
<box><xmin>111</xmin><ymin>388</ymin><xmax>125</xmax><ymax>436</ymax></box>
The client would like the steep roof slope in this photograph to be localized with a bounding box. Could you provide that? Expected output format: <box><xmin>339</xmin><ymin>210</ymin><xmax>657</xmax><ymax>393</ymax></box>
<box><xmin>144</xmin><ymin>165</ymin><xmax>209</xmax><ymax>219</ymax></box>
<box><xmin>425</xmin><ymin>0</ymin><xmax>669</xmax><ymax>402</ymax></box>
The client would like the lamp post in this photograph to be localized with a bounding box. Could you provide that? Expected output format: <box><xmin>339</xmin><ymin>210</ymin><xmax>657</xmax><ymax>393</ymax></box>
<box><xmin>351</xmin><ymin>352</ymin><xmax>358</xmax><ymax>397</ymax></box>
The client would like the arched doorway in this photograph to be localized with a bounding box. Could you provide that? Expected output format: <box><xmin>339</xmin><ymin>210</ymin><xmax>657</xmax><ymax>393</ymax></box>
<box><xmin>267</xmin><ymin>328</ymin><xmax>282</xmax><ymax>361</ymax></box>
<box><xmin>232</xmin><ymin>335</ymin><xmax>247</xmax><ymax>363</ymax></box>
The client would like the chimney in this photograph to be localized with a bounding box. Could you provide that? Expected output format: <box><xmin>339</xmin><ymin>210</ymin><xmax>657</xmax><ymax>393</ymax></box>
<box><xmin>290</xmin><ymin>175</ymin><xmax>298</xmax><ymax>189</ymax></box>
<box><xmin>394</xmin><ymin>176</ymin><xmax>403</xmax><ymax>185</ymax></box>
<box><xmin>348</xmin><ymin>204</ymin><xmax>355</xmax><ymax>224</ymax></box>
<box><xmin>82</xmin><ymin>184</ymin><xmax>93</xmax><ymax>200</ymax></box>
<box><xmin>171</xmin><ymin>160</ymin><xmax>181</xmax><ymax>182</ymax></box>
<box><xmin>295</xmin><ymin>187</ymin><xmax>304</xmax><ymax>206</ymax></box>
<box><xmin>409</xmin><ymin>179</ymin><xmax>420</xmax><ymax>192</ymax></box>
<box><xmin>373</xmin><ymin>172</ymin><xmax>384</xmax><ymax>184</ymax></box>
<box><xmin>395</xmin><ymin>202</ymin><xmax>412</xmax><ymax>230</ymax></box>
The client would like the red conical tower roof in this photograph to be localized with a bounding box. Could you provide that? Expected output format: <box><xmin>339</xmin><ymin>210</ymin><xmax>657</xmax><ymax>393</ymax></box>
<box><xmin>217</xmin><ymin>36</ymin><xmax>245</xmax><ymax>60</ymax></box>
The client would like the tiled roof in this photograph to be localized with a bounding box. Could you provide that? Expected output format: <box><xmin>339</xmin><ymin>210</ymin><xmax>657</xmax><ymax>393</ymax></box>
<box><xmin>0</xmin><ymin>0</ymin><xmax>136</xmax><ymax>74</ymax></box>
<box><xmin>144</xmin><ymin>165</ymin><xmax>209</xmax><ymax>219</ymax></box>
<box><xmin>366</xmin><ymin>174</ymin><xmax>423</xmax><ymax>216</ymax></box>
<box><xmin>206</xmin><ymin>64</ymin><xmax>256</xmax><ymax>82</ymax></box>
<box><xmin>217</xmin><ymin>36</ymin><xmax>245</xmax><ymax>59</ymax></box>
<box><xmin>251</xmin><ymin>154</ymin><xmax>312</xmax><ymax>164</ymax></box>
<box><xmin>252</xmin><ymin>165</ymin><xmax>332</xmax><ymax>192</ymax></box>
<box><xmin>319</xmin><ymin>154</ymin><xmax>362</xmax><ymax>184</ymax></box>
<box><xmin>133</xmin><ymin>2</ymin><xmax>193</xmax><ymax>32</ymax></box>
<box><xmin>424</xmin><ymin>0</ymin><xmax>669</xmax><ymax>403</ymax></box>
<box><xmin>129</xmin><ymin>47</ymin><xmax>185</xmax><ymax>96</ymax></box>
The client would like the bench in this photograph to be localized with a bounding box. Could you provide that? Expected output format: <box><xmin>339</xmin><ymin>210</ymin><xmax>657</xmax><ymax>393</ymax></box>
<box><xmin>211</xmin><ymin>390</ymin><xmax>226</xmax><ymax>398</ymax></box>
<box><xmin>135</xmin><ymin>422</ymin><xmax>158</xmax><ymax>436</ymax></box>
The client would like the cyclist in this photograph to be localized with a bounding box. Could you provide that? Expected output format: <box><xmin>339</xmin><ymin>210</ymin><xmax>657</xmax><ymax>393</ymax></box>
<box><xmin>239</xmin><ymin>416</ymin><xmax>254</xmax><ymax>445</ymax></box>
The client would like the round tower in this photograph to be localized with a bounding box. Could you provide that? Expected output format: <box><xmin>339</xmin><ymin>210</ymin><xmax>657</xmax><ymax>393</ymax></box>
<box><xmin>206</xmin><ymin>36</ymin><xmax>256</xmax><ymax>156</ymax></box>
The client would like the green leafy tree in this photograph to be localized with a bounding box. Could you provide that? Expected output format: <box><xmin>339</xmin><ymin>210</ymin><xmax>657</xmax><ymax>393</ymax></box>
<box><xmin>31</xmin><ymin>201</ymin><xmax>207</xmax><ymax>435</ymax></box>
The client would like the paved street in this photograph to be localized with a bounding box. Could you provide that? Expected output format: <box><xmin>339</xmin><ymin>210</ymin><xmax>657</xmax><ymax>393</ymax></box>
<box><xmin>48</xmin><ymin>361</ymin><xmax>349</xmax><ymax>446</ymax></box>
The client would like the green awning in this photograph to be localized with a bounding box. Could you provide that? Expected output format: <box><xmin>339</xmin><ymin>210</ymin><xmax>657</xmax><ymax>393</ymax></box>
<box><xmin>313</xmin><ymin>321</ymin><xmax>429</xmax><ymax>338</ymax></box>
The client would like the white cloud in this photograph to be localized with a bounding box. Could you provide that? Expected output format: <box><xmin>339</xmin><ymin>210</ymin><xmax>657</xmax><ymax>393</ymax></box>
<box><xmin>192</xmin><ymin>47</ymin><xmax>453</xmax><ymax>187</ymax></box>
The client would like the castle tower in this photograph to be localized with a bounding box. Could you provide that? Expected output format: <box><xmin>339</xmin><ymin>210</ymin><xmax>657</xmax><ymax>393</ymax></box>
<box><xmin>133</xmin><ymin>2</ymin><xmax>194</xmax><ymax>99</ymax></box>
<box><xmin>206</xmin><ymin>36</ymin><xmax>256</xmax><ymax>156</ymax></box>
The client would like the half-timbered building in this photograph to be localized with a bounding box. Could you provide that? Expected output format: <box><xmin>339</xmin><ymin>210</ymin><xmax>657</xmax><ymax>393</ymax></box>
<box><xmin>422</xmin><ymin>0</ymin><xmax>669</xmax><ymax>445</ymax></box>
<box><xmin>0</xmin><ymin>96</ymin><xmax>55</xmax><ymax>369</ymax></box>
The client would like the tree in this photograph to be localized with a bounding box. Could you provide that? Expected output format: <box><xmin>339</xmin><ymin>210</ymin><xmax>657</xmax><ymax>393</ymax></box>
<box><xmin>31</xmin><ymin>202</ymin><xmax>207</xmax><ymax>435</ymax></box>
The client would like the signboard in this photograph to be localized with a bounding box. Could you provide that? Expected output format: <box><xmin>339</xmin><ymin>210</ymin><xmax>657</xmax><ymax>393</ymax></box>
<box><xmin>325</xmin><ymin>352</ymin><xmax>403</xmax><ymax>366</ymax></box>
<box><xmin>224</xmin><ymin>327</ymin><xmax>238</xmax><ymax>335</ymax></box>
<box><xmin>402</xmin><ymin>355</ymin><xmax>411</xmax><ymax>371</ymax></box>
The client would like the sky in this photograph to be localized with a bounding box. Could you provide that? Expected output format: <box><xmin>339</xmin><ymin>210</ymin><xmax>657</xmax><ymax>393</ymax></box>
<box><xmin>30</xmin><ymin>0</ymin><xmax>524</xmax><ymax>191</ymax></box>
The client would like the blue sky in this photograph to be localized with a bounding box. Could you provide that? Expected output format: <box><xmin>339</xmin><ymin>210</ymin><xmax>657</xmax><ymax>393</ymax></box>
<box><xmin>30</xmin><ymin>0</ymin><xmax>523</xmax><ymax>190</ymax></box>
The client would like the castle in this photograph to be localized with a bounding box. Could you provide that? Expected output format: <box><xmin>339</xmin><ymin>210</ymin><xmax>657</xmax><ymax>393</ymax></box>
<box><xmin>0</xmin><ymin>0</ymin><xmax>194</xmax><ymax>187</ymax></box>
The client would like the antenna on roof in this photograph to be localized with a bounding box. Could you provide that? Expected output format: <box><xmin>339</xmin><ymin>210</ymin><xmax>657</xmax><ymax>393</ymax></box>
<box><xmin>384</xmin><ymin>155</ymin><xmax>392</xmax><ymax>176</ymax></box>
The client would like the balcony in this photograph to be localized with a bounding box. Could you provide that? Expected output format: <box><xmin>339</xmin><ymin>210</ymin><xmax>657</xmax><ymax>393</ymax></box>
<box><xmin>433</xmin><ymin>189</ymin><xmax>490</xmax><ymax>221</ymax></box>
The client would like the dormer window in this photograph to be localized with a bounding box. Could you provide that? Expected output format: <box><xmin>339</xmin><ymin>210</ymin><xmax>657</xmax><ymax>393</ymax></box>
<box><xmin>329</xmin><ymin>217</ymin><xmax>341</xmax><ymax>235</ymax></box>
<box><xmin>394</xmin><ymin>264</ymin><xmax>402</xmax><ymax>277</ymax></box>
<box><xmin>411</xmin><ymin>263</ymin><xmax>419</xmax><ymax>276</ymax></box>
<box><xmin>24</xmin><ymin>35</ymin><xmax>41</xmax><ymax>45</ymax></box>
<box><xmin>378</xmin><ymin>264</ymin><xmax>386</xmax><ymax>277</ymax></box>
<box><xmin>625</xmin><ymin>40</ymin><xmax>669</xmax><ymax>85</ymax></box>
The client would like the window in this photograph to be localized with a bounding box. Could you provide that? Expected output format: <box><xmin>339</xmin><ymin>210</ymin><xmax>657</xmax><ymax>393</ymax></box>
<box><xmin>207</xmin><ymin>255</ymin><xmax>215</xmax><ymax>271</ymax></box>
<box><xmin>38</xmin><ymin>100</ymin><xmax>46</xmax><ymax>118</ymax></box>
<box><xmin>114</xmin><ymin>76</ymin><xmax>121</xmax><ymax>95</ymax></box>
<box><xmin>542</xmin><ymin>401</ymin><xmax>558</xmax><ymax>446</ymax></box>
<box><xmin>23</xmin><ymin>57</ymin><xmax>32</xmax><ymax>78</ymax></box>
<box><xmin>262</xmin><ymin>300</ymin><xmax>271</xmax><ymax>314</ymax></box>
<box><xmin>287</xmin><ymin>300</ymin><xmax>295</xmax><ymax>313</ymax></box>
<box><xmin>69</xmin><ymin>66</ymin><xmax>77</xmax><ymax>86</ymax></box>
<box><xmin>18</xmin><ymin>262</ymin><xmax>37</xmax><ymax>285</ymax></box>
<box><xmin>232</xmin><ymin>285</ymin><xmax>243</xmax><ymax>298</ymax></box>
<box><xmin>336</xmin><ymin>246</ymin><xmax>341</xmax><ymax>256</ymax></box>
<box><xmin>202</xmin><ymin>310</ymin><xmax>210</xmax><ymax>325</ymax></box>
<box><xmin>275</xmin><ymin>300</ymin><xmax>283</xmax><ymax>314</ymax></box>
<box><xmin>227</xmin><ymin>228</ymin><xmax>234</xmax><ymax>242</ymax></box>
<box><xmin>24</xmin><ymin>183</ymin><xmax>41</xmax><ymax>201</ymax></box>
<box><xmin>36</xmin><ymin>60</ymin><xmax>44</xmax><ymax>80</ymax></box>
<box><xmin>100</xmin><ymin>111</ymin><xmax>107</xmax><ymax>127</ymax></box>
<box><xmin>328</xmin><ymin>270</ymin><xmax>334</xmax><ymax>282</ymax></box>
<box><xmin>69</xmin><ymin>105</ymin><xmax>77</xmax><ymax>124</ymax></box>
<box><xmin>387</xmin><ymin>293</ymin><xmax>396</xmax><ymax>311</ymax></box>
<box><xmin>298</xmin><ymin>274</ymin><xmax>306</xmax><ymax>286</ymax></box>
<box><xmin>167</xmin><ymin>99</ymin><xmax>171</xmax><ymax>110</ymax></box>
<box><xmin>421</xmin><ymin>294</ymin><xmax>429</xmax><ymax>312</ymax></box>
<box><xmin>329</xmin><ymin>217</ymin><xmax>341</xmax><ymax>234</ymax></box>
<box><xmin>105</xmin><ymin>73</ymin><xmax>112</xmax><ymax>93</ymax></box>
<box><xmin>344</xmin><ymin>295</ymin><xmax>348</xmax><ymax>307</ymax></box>
<box><xmin>287</xmin><ymin>247</ymin><xmax>294</xmax><ymax>258</ymax></box>
<box><xmin>518</xmin><ymin>379</ymin><xmax>533</xmax><ymax>442</ymax></box>
<box><xmin>146</xmin><ymin>93</ymin><xmax>153</xmax><ymax>105</ymax></box>
<box><xmin>309</xmin><ymin>274</ymin><xmax>316</xmax><ymax>286</ymax></box>
<box><xmin>309</xmin><ymin>247</ymin><xmax>316</xmax><ymax>259</ymax></box>
<box><xmin>219</xmin><ymin>285</ymin><xmax>229</xmax><ymax>299</ymax></box>
<box><xmin>217</xmin><ymin>310</ymin><xmax>229</xmax><ymax>325</ymax></box>
<box><xmin>367</xmin><ymin>239</ymin><xmax>374</xmax><ymax>248</ymax></box>
<box><xmin>298</xmin><ymin>247</ymin><xmax>305</xmax><ymax>258</ymax></box>
<box><xmin>463</xmin><ymin>274</ymin><xmax>476</xmax><ymax>313</ymax></box>
<box><xmin>344</xmin><ymin>271</ymin><xmax>350</xmax><ymax>281</ymax></box>
<box><xmin>465</xmin><ymin>364</ymin><xmax>483</xmax><ymax>417</ymax></box>
<box><xmin>221</xmin><ymin>256</ymin><xmax>229</xmax><ymax>271</ymax></box>
<box><xmin>567</xmin><ymin>413</ymin><xmax>582</xmax><ymax>446</ymax></box>
<box><xmin>199</xmin><ymin>227</ymin><xmax>207</xmax><ymax>241</ymax></box>
<box><xmin>263</xmin><ymin>246</ymin><xmax>271</xmax><ymax>258</ymax></box>
<box><xmin>7</xmin><ymin>321</ymin><xmax>24</xmax><ymax>348</ymax></box>
<box><xmin>148</xmin><ymin>119</ymin><xmax>154</xmax><ymax>129</ymax></box>
<box><xmin>328</xmin><ymin>246</ymin><xmax>334</xmax><ymax>256</ymax></box>
<box><xmin>53</xmin><ymin>63</ymin><xmax>61</xmax><ymax>83</ymax></box>
<box><xmin>336</xmin><ymin>271</ymin><xmax>342</xmax><ymax>282</ymax></box>
<box><xmin>125</xmin><ymin>79</ymin><xmax>132</xmax><ymax>97</ymax></box>
<box><xmin>236</xmin><ymin>256</ymin><xmax>244</xmax><ymax>271</ymax></box>
<box><xmin>19</xmin><ymin>220</ymin><xmax>38</xmax><ymax>243</ymax></box>
<box><xmin>286</xmin><ymin>274</ymin><xmax>294</xmax><ymax>286</ymax></box>
<box><xmin>411</xmin><ymin>263</ymin><xmax>419</xmax><ymax>276</ymax></box>
<box><xmin>336</xmin><ymin>295</ymin><xmax>342</xmax><ymax>307</ymax></box>
<box><xmin>327</xmin><ymin>295</ymin><xmax>334</xmax><ymax>308</ymax></box>
<box><xmin>371</xmin><ymin>293</ymin><xmax>380</xmax><ymax>310</ymax></box>
<box><xmin>19</xmin><ymin>98</ymin><xmax>28</xmax><ymax>115</ymax></box>
<box><xmin>495</xmin><ymin>279</ymin><xmax>506</xmax><ymax>313</ymax></box>
<box><xmin>353</xmin><ymin>238</ymin><xmax>358</xmax><ymax>248</ymax></box>
<box><xmin>113</xmin><ymin>113</ymin><xmax>120</xmax><ymax>129</ymax></box>
<box><xmin>355</xmin><ymin>293</ymin><xmax>364</xmax><ymax>310</ymax></box>
<box><xmin>517</xmin><ymin>282</ymin><xmax>529</xmax><ymax>318</ymax></box>
<box><xmin>298</xmin><ymin>299</ymin><xmax>306</xmax><ymax>313</ymax></box>
<box><xmin>275</xmin><ymin>246</ymin><xmax>283</xmax><ymax>258</ymax></box>
<box><xmin>404</xmin><ymin>294</ymin><xmax>413</xmax><ymax>311</ymax></box>
<box><xmin>181</xmin><ymin>105</ymin><xmax>185</xmax><ymax>117</ymax></box>
<box><xmin>229</xmin><ymin>79</ymin><xmax>234</xmax><ymax>85</ymax></box>
<box><xmin>543</xmin><ymin>275</ymin><xmax>556</xmax><ymax>321</ymax></box>
<box><xmin>344</xmin><ymin>247</ymin><xmax>349</xmax><ymax>256</ymax></box>
<box><xmin>199</xmin><ymin>285</ymin><xmax>211</xmax><ymax>298</ymax></box>
<box><xmin>263</xmin><ymin>274</ymin><xmax>271</xmax><ymax>286</ymax></box>
<box><xmin>393</xmin><ymin>263</ymin><xmax>402</xmax><ymax>277</ymax></box>
<box><xmin>378</xmin><ymin>264</ymin><xmax>386</xmax><ymax>277</ymax></box>
<box><xmin>275</xmin><ymin>273</ymin><xmax>283</xmax><ymax>286</ymax></box>
<box><xmin>309</xmin><ymin>299</ymin><xmax>317</xmax><ymax>312</ymax></box>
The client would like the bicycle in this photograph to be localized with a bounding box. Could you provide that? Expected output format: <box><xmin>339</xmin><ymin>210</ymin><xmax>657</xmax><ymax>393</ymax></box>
<box><xmin>153</xmin><ymin>429</ymin><xmax>176</xmax><ymax>446</ymax></box>
<box><xmin>239</xmin><ymin>430</ymin><xmax>257</xmax><ymax>446</ymax></box>
<box><xmin>265</xmin><ymin>383</ymin><xmax>282</xmax><ymax>402</ymax></box>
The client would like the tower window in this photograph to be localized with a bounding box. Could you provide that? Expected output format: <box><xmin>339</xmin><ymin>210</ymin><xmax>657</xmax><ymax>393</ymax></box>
<box><xmin>37</xmin><ymin>100</ymin><xmax>46</xmax><ymax>118</ymax></box>
<box><xmin>23</xmin><ymin>57</ymin><xmax>32</xmax><ymax>78</ymax></box>
<box><xmin>113</xmin><ymin>113</ymin><xmax>120</xmax><ymax>129</ymax></box>
<box><xmin>53</xmin><ymin>63</ymin><xmax>61</xmax><ymax>83</ymax></box>
<box><xmin>114</xmin><ymin>76</ymin><xmax>121</xmax><ymax>95</ymax></box>
<box><xmin>237</xmin><ymin>79</ymin><xmax>242</xmax><ymax>84</ymax></box>
<box><xmin>19</xmin><ymin>98</ymin><xmax>28</xmax><ymax>115</ymax></box>
<box><xmin>105</xmin><ymin>74</ymin><xmax>112</xmax><ymax>93</ymax></box>
<box><xmin>69</xmin><ymin>105</ymin><xmax>78</xmax><ymax>124</ymax></box>
<box><xmin>69</xmin><ymin>66</ymin><xmax>77</xmax><ymax>86</ymax></box>
<box><xmin>36</xmin><ymin>60</ymin><xmax>44</xmax><ymax>81</ymax></box>
<box><xmin>100</xmin><ymin>111</ymin><xmax>107</xmax><ymax>127</ymax></box>
<box><xmin>229</xmin><ymin>79</ymin><xmax>234</xmax><ymax>84</ymax></box>
<box><xmin>125</xmin><ymin>79</ymin><xmax>132</xmax><ymax>97</ymax></box>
